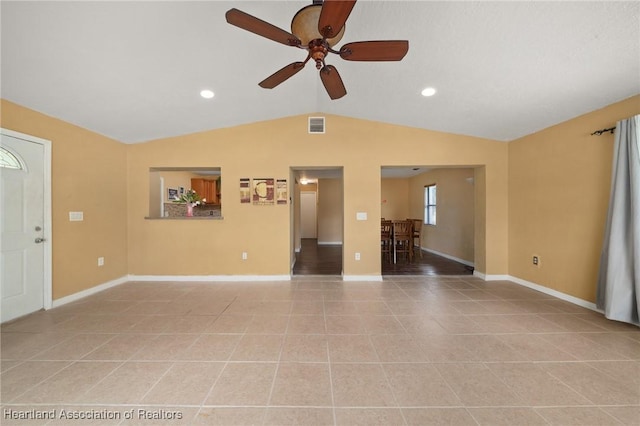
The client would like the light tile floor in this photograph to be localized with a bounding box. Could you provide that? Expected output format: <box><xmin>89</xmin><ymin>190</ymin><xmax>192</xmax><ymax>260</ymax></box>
<box><xmin>1</xmin><ymin>276</ymin><xmax>639</xmax><ymax>425</ymax></box>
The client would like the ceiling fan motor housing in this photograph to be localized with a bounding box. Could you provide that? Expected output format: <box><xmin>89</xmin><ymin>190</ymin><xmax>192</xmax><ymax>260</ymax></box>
<box><xmin>291</xmin><ymin>4</ymin><xmax>345</xmax><ymax>47</ymax></box>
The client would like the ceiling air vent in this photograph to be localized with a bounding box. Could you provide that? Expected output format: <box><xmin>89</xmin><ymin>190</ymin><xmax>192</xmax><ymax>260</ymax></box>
<box><xmin>308</xmin><ymin>117</ymin><xmax>325</xmax><ymax>134</ymax></box>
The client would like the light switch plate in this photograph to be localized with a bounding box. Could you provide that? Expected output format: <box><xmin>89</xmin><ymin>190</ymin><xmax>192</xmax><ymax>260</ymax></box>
<box><xmin>69</xmin><ymin>211</ymin><xmax>84</xmax><ymax>221</ymax></box>
<box><xmin>356</xmin><ymin>212</ymin><xmax>367</xmax><ymax>221</ymax></box>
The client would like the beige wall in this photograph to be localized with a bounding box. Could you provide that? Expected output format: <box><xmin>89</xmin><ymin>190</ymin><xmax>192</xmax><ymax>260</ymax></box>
<box><xmin>127</xmin><ymin>114</ymin><xmax>508</xmax><ymax>277</ymax></box>
<box><xmin>409</xmin><ymin>168</ymin><xmax>475</xmax><ymax>264</ymax></box>
<box><xmin>1</xmin><ymin>100</ymin><xmax>128</xmax><ymax>299</ymax></box>
<box><xmin>6</xmin><ymin>95</ymin><xmax>636</xmax><ymax>302</ymax></box>
<box><xmin>381</xmin><ymin>178</ymin><xmax>410</xmax><ymax>220</ymax></box>
<box><xmin>317</xmin><ymin>178</ymin><xmax>343</xmax><ymax>244</ymax></box>
<box><xmin>0</xmin><ymin>101</ymin><xmax>509</xmax><ymax>292</ymax></box>
<box><xmin>508</xmin><ymin>95</ymin><xmax>640</xmax><ymax>302</ymax></box>
<box><xmin>474</xmin><ymin>167</ymin><xmax>487</xmax><ymax>275</ymax></box>
<box><xmin>149</xmin><ymin>171</ymin><xmax>162</xmax><ymax>218</ymax></box>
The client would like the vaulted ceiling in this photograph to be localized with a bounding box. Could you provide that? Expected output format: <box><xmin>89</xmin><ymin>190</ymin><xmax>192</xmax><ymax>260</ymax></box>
<box><xmin>2</xmin><ymin>1</ymin><xmax>638</xmax><ymax>144</ymax></box>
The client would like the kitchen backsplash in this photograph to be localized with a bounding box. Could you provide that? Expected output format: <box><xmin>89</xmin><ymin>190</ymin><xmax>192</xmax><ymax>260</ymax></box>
<box><xmin>163</xmin><ymin>203</ymin><xmax>222</xmax><ymax>218</ymax></box>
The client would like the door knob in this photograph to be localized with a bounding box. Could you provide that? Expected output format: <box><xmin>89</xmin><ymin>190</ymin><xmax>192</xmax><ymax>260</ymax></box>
<box><xmin>35</xmin><ymin>237</ymin><xmax>46</xmax><ymax>243</ymax></box>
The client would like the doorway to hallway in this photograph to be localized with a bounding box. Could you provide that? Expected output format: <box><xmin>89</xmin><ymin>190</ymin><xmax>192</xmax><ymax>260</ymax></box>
<box><xmin>291</xmin><ymin>167</ymin><xmax>343</xmax><ymax>276</ymax></box>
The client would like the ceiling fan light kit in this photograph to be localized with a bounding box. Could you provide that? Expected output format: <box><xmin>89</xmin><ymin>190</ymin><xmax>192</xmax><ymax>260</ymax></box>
<box><xmin>291</xmin><ymin>5</ymin><xmax>345</xmax><ymax>47</ymax></box>
<box><xmin>225</xmin><ymin>0</ymin><xmax>409</xmax><ymax>100</ymax></box>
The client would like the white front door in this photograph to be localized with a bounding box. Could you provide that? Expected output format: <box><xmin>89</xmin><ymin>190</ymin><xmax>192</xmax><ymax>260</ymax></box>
<box><xmin>300</xmin><ymin>191</ymin><xmax>317</xmax><ymax>238</ymax></box>
<box><xmin>1</xmin><ymin>131</ymin><xmax>48</xmax><ymax>322</ymax></box>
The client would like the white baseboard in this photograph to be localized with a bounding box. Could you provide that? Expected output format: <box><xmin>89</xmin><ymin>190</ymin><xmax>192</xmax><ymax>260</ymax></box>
<box><xmin>423</xmin><ymin>248</ymin><xmax>474</xmax><ymax>267</ymax></box>
<box><xmin>507</xmin><ymin>275</ymin><xmax>599</xmax><ymax>312</ymax></box>
<box><xmin>474</xmin><ymin>272</ymin><xmax>599</xmax><ymax>312</ymax></box>
<box><xmin>343</xmin><ymin>275</ymin><xmax>383</xmax><ymax>282</ymax></box>
<box><xmin>46</xmin><ymin>272</ymin><xmax>597</xmax><ymax>314</ymax></box>
<box><xmin>50</xmin><ymin>275</ymin><xmax>128</xmax><ymax>308</ymax></box>
<box><xmin>473</xmin><ymin>272</ymin><xmax>511</xmax><ymax>281</ymax></box>
<box><xmin>473</xmin><ymin>270</ymin><xmax>486</xmax><ymax>280</ymax></box>
<box><xmin>128</xmin><ymin>274</ymin><xmax>291</xmax><ymax>282</ymax></box>
<box><xmin>317</xmin><ymin>241</ymin><xmax>343</xmax><ymax>245</ymax></box>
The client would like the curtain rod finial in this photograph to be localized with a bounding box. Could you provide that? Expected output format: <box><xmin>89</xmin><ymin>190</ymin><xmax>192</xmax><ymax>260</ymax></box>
<box><xmin>591</xmin><ymin>126</ymin><xmax>616</xmax><ymax>136</ymax></box>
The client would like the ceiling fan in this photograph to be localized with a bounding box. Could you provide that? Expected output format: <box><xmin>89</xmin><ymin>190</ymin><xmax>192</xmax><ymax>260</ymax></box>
<box><xmin>225</xmin><ymin>0</ymin><xmax>409</xmax><ymax>100</ymax></box>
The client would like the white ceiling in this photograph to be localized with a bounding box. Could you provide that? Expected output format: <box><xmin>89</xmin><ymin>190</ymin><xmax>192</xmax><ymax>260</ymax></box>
<box><xmin>2</xmin><ymin>1</ymin><xmax>638</xmax><ymax>144</ymax></box>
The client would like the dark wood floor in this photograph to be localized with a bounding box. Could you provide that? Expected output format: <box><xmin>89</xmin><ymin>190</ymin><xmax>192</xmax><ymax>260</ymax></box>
<box><xmin>292</xmin><ymin>238</ymin><xmax>473</xmax><ymax>276</ymax></box>
<box><xmin>382</xmin><ymin>250</ymin><xmax>474</xmax><ymax>276</ymax></box>
<box><xmin>293</xmin><ymin>239</ymin><xmax>343</xmax><ymax>275</ymax></box>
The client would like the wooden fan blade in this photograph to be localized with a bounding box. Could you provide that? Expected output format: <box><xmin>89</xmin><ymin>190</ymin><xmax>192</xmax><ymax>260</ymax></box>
<box><xmin>318</xmin><ymin>0</ymin><xmax>356</xmax><ymax>39</ymax></box>
<box><xmin>259</xmin><ymin>62</ymin><xmax>306</xmax><ymax>89</ymax></box>
<box><xmin>340</xmin><ymin>41</ymin><xmax>409</xmax><ymax>61</ymax></box>
<box><xmin>226</xmin><ymin>8</ymin><xmax>300</xmax><ymax>46</ymax></box>
<box><xmin>320</xmin><ymin>65</ymin><xmax>347</xmax><ymax>100</ymax></box>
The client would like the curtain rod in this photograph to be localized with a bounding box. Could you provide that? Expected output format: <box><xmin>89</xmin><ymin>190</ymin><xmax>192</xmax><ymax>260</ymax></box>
<box><xmin>591</xmin><ymin>126</ymin><xmax>616</xmax><ymax>136</ymax></box>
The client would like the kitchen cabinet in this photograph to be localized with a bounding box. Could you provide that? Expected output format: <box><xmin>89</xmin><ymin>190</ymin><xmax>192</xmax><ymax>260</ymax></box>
<box><xmin>191</xmin><ymin>178</ymin><xmax>219</xmax><ymax>204</ymax></box>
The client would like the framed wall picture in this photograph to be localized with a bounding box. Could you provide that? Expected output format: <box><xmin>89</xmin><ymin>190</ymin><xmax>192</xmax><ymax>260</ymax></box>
<box><xmin>240</xmin><ymin>178</ymin><xmax>250</xmax><ymax>203</ymax></box>
<box><xmin>179</xmin><ymin>186</ymin><xmax>185</xmax><ymax>196</ymax></box>
<box><xmin>253</xmin><ymin>178</ymin><xmax>274</xmax><ymax>205</ymax></box>
<box><xmin>276</xmin><ymin>179</ymin><xmax>287</xmax><ymax>205</ymax></box>
<box><xmin>167</xmin><ymin>188</ymin><xmax>179</xmax><ymax>201</ymax></box>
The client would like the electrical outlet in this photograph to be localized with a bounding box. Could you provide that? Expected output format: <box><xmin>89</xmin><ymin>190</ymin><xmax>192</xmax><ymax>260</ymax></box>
<box><xmin>97</xmin><ymin>257</ymin><xmax>104</xmax><ymax>266</ymax></box>
<box><xmin>242</xmin><ymin>252</ymin><xmax>248</xmax><ymax>260</ymax></box>
<box><xmin>355</xmin><ymin>252</ymin><xmax>361</xmax><ymax>261</ymax></box>
<box><xmin>532</xmin><ymin>255</ymin><xmax>539</xmax><ymax>266</ymax></box>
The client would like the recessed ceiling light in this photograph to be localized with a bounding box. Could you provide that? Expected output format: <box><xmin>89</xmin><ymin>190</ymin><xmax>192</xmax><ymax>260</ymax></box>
<box><xmin>421</xmin><ymin>87</ymin><xmax>436</xmax><ymax>97</ymax></box>
<box><xmin>200</xmin><ymin>89</ymin><xmax>214</xmax><ymax>99</ymax></box>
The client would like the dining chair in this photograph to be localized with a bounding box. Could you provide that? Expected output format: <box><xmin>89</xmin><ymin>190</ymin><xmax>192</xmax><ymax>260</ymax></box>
<box><xmin>393</xmin><ymin>220</ymin><xmax>413</xmax><ymax>263</ymax></box>
<box><xmin>381</xmin><ymin>220</ymin><xmax>393</xmax><ymax>262</ymax></box>
<box><xmin>408</xmin><ymin>218</ymin><xmax>423</xmax><ymax>259</ymax></box>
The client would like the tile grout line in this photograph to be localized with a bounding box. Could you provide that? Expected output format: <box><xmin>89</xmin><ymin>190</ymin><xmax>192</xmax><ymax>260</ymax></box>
<box><xmin>261</xmin><ymin>297</ymin><xmax>293</xmax><ymax>425</ymax></box>
<box><xmin>5</xmin><ymin>402</ymin><xmax>637</xmax><ymax>409</ymax></box>
<box><xmin>367</xmin><ymin>333</ymin><xmax>409</xmax><ymax>426</ymax></box>
<box><xmin>3</xmin><ymin>360</ymin><xmax>77</xmax><ymax>404</ymax></box>
<box><xmin>69</xmin><ymin>359</ymin><xmax>129</xmax><ymax>404</ymax></box>
<box><xmin>429</xmin><ymin>363</ymin><xmax>481</xmax><ymax>425</ymax></box>
<box><xmin>322</xmin><ymin>289</ymin><xmax>338</xmax><ymax>426</ymax></box>
<box><xmin>195</xmin><ymin>304</ymin><xmax>245</xmax><ymax>422</ymax></box>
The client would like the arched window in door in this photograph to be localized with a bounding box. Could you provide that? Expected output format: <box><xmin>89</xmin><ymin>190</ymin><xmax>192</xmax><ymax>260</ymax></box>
<box><xmin>0</xmin><ymin>146</ymin><xmax>24</xmax><ymax>170</ymax></box>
